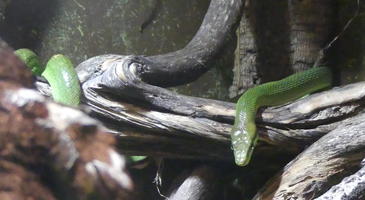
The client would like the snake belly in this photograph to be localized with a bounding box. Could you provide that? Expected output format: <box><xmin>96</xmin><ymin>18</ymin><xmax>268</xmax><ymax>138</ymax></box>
<box><xmin>15</xmin><ymin>49</ymin><xmax>81</xmax><ymax>106</ymax></box>
<box><xmin>231</xmin><ymin>67</ymin><xmax>332</xmax><ymax>166</ymax></box>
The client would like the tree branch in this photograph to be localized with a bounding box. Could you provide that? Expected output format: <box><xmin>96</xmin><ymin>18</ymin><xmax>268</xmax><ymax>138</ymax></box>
<box><xmin>315</xmin><ymin>161</ymin><xmax>365</xmax><ymax>200</ymax></box>
<box><xmin>253</xmin><ymin>112</ymin><xmax>365</xmax><ymax>199</ymax></box>
<box><xmin>76</xmin><ymin>0</ymin><xmax>245</xmax><ymax>87</ymax></box>
<box><xmin>38</xmin><ymin>57</ymin><xmax>365</xmax><ymax>161</ymax></box>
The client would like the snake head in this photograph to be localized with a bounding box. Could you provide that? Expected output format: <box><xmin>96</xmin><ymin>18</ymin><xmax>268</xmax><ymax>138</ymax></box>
<box><xmin>231</xmin><ymin>116</ymin><xmax>258</xmax><ymax>166</ymax></box>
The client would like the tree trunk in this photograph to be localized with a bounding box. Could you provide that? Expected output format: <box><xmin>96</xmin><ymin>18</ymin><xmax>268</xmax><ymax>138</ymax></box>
<box><xmin>230</xmin><ymin>0</ymin><xmax>334</xmax><ymax>98</ymax></box>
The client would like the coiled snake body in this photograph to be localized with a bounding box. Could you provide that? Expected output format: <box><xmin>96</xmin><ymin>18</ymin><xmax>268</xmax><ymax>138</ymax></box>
<box><xmin>15</xmin><ymin>48</ymin><xmax>81</xmax><ymax>106</ymax></box>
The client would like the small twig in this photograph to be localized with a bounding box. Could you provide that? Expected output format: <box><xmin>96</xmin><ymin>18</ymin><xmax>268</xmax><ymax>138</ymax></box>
<box><xmin>154</xmin><ymin>159</ymin><xmax>169</xmax><ymax>200</ymax></box>
<box><xmin>323</xmin><ymin>0</ymin><xmax>360</xmax><ymax>51</ymax></box>
<box><xmin>314</xmin><ymin>0</ymin><xmax>360</xmax><ymax>66</ymax></box>
<box><xmin>72</xmin><ymin>0</ymin><xmax>86</xmax><ymax>10</ymax></box>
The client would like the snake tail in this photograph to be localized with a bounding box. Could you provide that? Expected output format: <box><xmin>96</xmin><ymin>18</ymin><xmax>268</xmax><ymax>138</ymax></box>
<box><xmin>42</xmin><ymin>54</ymin><xmax>81</xmax><ymax>106</ymax></box>
<box><xmin>231</xmin><ymin>67</ymin><xmax>332</xmax><ymax>166</ymax></box>
<box><xmin>14</xmin><ymin>48</ymin><xmax>44</xmax><ymax>75</ymax></box>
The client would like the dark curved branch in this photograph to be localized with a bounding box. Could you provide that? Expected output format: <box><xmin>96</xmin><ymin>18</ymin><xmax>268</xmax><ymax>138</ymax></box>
<box><xmin>76</xmin><ymin>0</ymin><xmax>245</xmax><ymax>87</ymax></box>
<box><xmin>144</xmin><ymin>0</ymin><xmax>244</xmax><ymax>86</ymax></box>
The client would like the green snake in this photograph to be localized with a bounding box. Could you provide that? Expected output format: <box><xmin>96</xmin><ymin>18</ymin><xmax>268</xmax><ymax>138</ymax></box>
<box><xmin>231</xmin><ymin>67</ymin><xmax>333</xmax><ymax>166</ymax></box>
<box><xmin>13</xmin><ymin>49</ymin><xmax>333</xmax><ymax>167</ymax></box>
<box><xmin>14</xmin><ymin>49</ymin><xmax>152</xmax><ymax>167</ymax></box>
<box><xmin>14</xmin><ymin>48</ymin><xmax>81</xmax><ymax>106</ymax></box>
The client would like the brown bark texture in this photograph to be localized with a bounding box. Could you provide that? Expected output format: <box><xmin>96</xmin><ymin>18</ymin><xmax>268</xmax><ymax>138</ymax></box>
<box><xmin>0</xmin><ymin>42</ymin><xmax>136</xmax><ymax>200</ymax></box>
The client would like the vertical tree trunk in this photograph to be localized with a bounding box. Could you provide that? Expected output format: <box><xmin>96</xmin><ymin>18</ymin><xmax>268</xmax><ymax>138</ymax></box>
<box><xmin>288</xmin><ymin>0</ymin><xmax>335</xmax><ymax>72</ymax></box>
<box><xmin>230</xmin><ymin>0</ymin><xmax>335</xmax><ymax>98</ymax></box>
<box><xmin>229</xmin><ymin>0</ymin><xmax>259</xmax><ymax>98</ymax></box>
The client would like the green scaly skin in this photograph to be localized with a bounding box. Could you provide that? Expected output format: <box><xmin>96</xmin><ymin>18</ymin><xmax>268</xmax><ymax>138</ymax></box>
<box><xmin>14</xmin><ymin>48</ymin><xmax>44</xmax><ymax>75</ymax></box>
<box><xmin>15</xmin><ymin>49</ymin><xmax>151</xmax><ymax>165</ymax></box>
<box><xmin>231</xmin><ymin>67</ymin><xmax>333</xmax><ymax>166</ymax></box>
<box><xmin>43</xmin><ymin>54</ymin><xmax>81</xmax><ymax>106</ymax></box>
<box><xmin>15</xmin><ymin>49</ymin><xmax>81</xmax><ymax>106</ymax></box>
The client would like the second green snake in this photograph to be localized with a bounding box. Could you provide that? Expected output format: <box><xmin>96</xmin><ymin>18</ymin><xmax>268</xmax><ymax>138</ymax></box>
<box><xmin>15</xmin><ymin>48</ymin><xmax>81</xmax><ymax>106</ymax></box>
<box><xmin>231</xmin><ymin>67</ymin><xmax>332</xmax><ymax>166</ymax></box>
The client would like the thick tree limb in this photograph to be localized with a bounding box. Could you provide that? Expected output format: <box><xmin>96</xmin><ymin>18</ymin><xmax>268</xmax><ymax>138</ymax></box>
<box><xmin>35</xmin><ymin>55</ymin><xmax>365</xmax><ymax>161</ymax></box>
<box><xmin>144</xmin><ymin>0</ymin><xmax>243</xmax><ymax>86</ymax></box>
<box><xmin>315</xmin><ymin>161</ymin><xmax>365</xmax><ymax>200</ymax></box>
<box><xmin>76</xmin><ymin>0</ymin><xmax>245</xmax><ymax>88</ymax></box>
<box><xmin>168</xmin><ymin>165</ymin><xmax>222</xmax><ymax>200</ymax></box>
<box><xmin>253</xmin><ymin>112</ymin><xmax>365</xmax><ymax>199</ymax></box>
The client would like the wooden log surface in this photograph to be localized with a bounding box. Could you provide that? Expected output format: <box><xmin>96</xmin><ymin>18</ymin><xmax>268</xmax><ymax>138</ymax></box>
<box><xmin>315</xmin><ymin>161</ymin><xmax>365</xmax><ymax>200</ymax></box>
<box><xmin>35</xmin><ymin>66</ymin><xmax>365</xmax><ymax>162</ymax></box>
<box><xmin>168</xmin><ymin>166</ymin><xmax>222</xmax><ymax>200</ymax></box>
<box><xmin>253</xmin><ymin>112</ymin><xmax>365</xmax><ymax>199</ymax></box>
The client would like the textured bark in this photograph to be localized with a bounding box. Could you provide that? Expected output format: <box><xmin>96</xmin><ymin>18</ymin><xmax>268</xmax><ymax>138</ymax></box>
<box><xmin>288</xmin><ymin>0</ymin><xmax>335</xmax><ymax>72</ymax></box>
<box><xmin>0</xmin><ymin>160</ymin><xmax>57</xmax><ymax>200</ymax></box>
<box><xmin>87</xmin><ymin>80</ymin><xmax>365</xmax><ymax>160</ymax></box>
<box><xmin>0</xmin><ymin>38</ymin><xmax>33</xmax><ymax>88</ymax></box>
<box><xmin>230</xmin><ymin>0</ymin><xmax>335</xmax><ymax>98</ymax></box>
<box><xmin>0</xmin><ymin>42</ymin><xmax>135</xmax><ymax>200</ymax></box>
<box><xmin>253</xmin><ymin>113</ymin><xmax>365</xmax><ymax>199</ymax></box>
<box><xmin>35</xmin><ymin>55</ymin><xmax>365</xmax><ymax>161</ymax></box>
<box><xmin>315</xmin><ymin>163</ymin><xmax>365</xmax><ymax>200</ymax></box>
<box><xmin>168</xmin><ymin>166</ymin><xmax>223</xmax><ymax>200</ymax></box>
<box><xmin>229</xmin><ymin>0</ymin><xmax>259</xmax><ymax>98</ymax></box>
